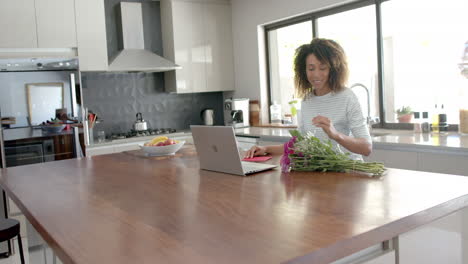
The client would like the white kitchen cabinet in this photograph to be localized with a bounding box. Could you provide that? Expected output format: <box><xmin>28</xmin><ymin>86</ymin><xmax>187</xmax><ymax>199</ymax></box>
<box><xmin>161</xmin><ymin>0</ymin><xmax>234</xmax><ymax>93</ymax></box>
<box><xmin>331</xmin><ymin>243</ymin><xmax>394</xmax><ymax>264</ymax></box>
<box><xmin>418</xmin><ymin>152</ymin><xmax>468</xmax><ymax>176</ymax></box>
<box><xmin>35</xmin><ymin>0</ymin><xmax>77</xmax><ymax>48</ymax></box>
<box><xmin>86</xmin><ymin>145</ymin><xmax>115</xmax><ymax>157</ymax></box>
<box><xmin>365</xmin><ymin>149</ymin><xmax>418</xmax><ymax>171</ymax></box>
<box><xmin>12</xmin><ymin>236</ymin><xmax>30</xmax><ymax>264</ymax></box>
<box><xmin>399</xmin><ymin>207</ymin><xmax>468</xmax><ymax>264</ymax></box>
<box><xmin>75</xmin><ymin>0</ymin><xmax>108</xmax><ymax>71</ymax></box>
<box><xmin>8</xmin><ymin>197</ymin><xmax>22</xmax><ymax>216</ymax></box>
<box><xmin>0</xmin><ymin>0</ymin><xmax>37</xmax><ymax>48</ymax></box>
<box><xmin>358</xmin><ymin>251</ymin><xmax>395</xmax><ymax>264</ymax></box>
<box><xmin>204</xmin><ymin>2</ymin><xmax>234</xmax><ymax>92</ymax></box>
<box><xmin>365</xmin><ymin>147</ymin><xmax>468</xmax><ymax>176</ymax></box>
<box><xmin>0</xmin><ymin>0</ymin><xmax>77</xmax><ymax>49</ymax></box>
<box><xmin>10</xmin><ymin>214</ymin><xmax>27</xmax><ymax>238</ymax></box>
<box><xmin>6</xmin><ymin>198</ymin><xmax>30</xmax><ymax>264</ymax></box>
<box><xmin>163</xmin><ymin>0</ymin><xmax>206</xmax><ymax>93</ymax></box>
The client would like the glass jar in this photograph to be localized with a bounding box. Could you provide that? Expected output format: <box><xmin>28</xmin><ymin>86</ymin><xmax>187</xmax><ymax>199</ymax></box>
<box><xmin>460</xmin><ymin>108</ymin><xmax>468</xmax><ymax>134</ymax></box>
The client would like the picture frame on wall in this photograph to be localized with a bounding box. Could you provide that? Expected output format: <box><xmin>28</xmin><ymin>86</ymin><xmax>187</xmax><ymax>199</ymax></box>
<box><xmin>26</xmin><ymin>82</ymin><xmax>64</xmax><ymax>126</ymax></box>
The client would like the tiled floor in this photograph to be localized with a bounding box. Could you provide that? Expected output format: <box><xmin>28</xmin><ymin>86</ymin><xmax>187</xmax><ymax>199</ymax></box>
<box><xmin>0</xmin><ymin>245</ymin><xmax>62</xmax><ymax>264</ymax></box>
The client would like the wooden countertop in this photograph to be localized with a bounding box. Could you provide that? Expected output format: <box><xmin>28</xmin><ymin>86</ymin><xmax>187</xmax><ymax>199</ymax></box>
<box><xmin>1</xmin><ymin>145</ymin><xmax>468</xmax><ymax>264</ymax></box>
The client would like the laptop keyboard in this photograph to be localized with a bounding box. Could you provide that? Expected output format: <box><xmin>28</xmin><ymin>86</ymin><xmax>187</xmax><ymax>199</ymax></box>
<box><xmin>241</xmin><ymin>162</ymin><xmax>272</xmax><ymax>174</ymax></box>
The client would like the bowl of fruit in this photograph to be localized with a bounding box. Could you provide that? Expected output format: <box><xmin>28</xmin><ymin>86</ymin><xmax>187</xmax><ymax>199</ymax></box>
<box><xmin>140</xmin><ymin>136</ymin><xmax>185</xmax><ymax>156</ymax></box>
<box><xmin>40</xmin><ymin>118</ymin><xmax>66</xmax><ymax>133</ymax></box>
<box><xmin>41</xmin><ymin>124</ymin><xmax>66</xmax><ymax>133</ymax></box>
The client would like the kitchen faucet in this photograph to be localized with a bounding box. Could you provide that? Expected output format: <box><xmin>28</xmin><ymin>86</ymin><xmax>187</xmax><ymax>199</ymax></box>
<box><xmin>350</xmin><ymin>83</ymin><xmax>380</xmax><ymax>132</ymax></box>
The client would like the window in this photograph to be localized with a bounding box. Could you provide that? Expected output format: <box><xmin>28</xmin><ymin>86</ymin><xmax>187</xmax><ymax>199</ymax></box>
<box><xmin>317</xmin><ymin>5</ymin><xmax>378</xmax><ymax>121</ymax></box>
<box><xmin>267</xmin><ymin>21</ymin><xmax>312</xmax><ymax>119</ymax></box>
<box><xmin>265</xmin><ymin>0</ymin><xmax>468</xmax><ymax>127</ymax></box>
<box><xmin>381</xmin><ymin>0</ymin><xmax>467</xmax><ymax>123</ymax></box>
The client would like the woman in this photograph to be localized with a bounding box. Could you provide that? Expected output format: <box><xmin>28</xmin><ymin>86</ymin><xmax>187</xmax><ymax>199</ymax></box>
<box><xmin>245</xmin><ymin>38</ymin><xmax>372</xmax><ymax>160</ymax></box>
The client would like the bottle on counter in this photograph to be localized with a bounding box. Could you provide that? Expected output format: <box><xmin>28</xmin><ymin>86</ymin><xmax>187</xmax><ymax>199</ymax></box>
<box><xmin>438</xmin><ymin>104</ymin><xmax>448</xmax><ymax>133</ymax></box>
<box><xmin>270</xmin><ymin>101</ymin><xmax>282</xmax><ymax>124</ymax></box>
<box><xmin>413</xmin><ymin>112</ymin><xmax>422</xmax><ymax>133</ymax></box>
<box><xmin>421</xmin><ymin>111</ymin><xmax>430</xmax><ymax>133</ymax></box>
<box><xmin>460</xmin><ymin>108</ymin><xmax>468</xmax><ymax>134</ymax></box>
<box><xmin>431</xmin><ymin>104</ymin><xmax>439</xmax><ymax>133</ymax></box>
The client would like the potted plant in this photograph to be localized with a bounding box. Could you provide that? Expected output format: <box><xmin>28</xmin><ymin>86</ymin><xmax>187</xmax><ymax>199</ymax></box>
<box><xmin>396</xmin><ymin>106</ymin><xmax>413</xmax><ymax>123</ymax></box>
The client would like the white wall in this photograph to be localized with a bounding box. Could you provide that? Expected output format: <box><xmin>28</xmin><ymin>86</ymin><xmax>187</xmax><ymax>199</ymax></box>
<box><xmin>230</xmin><ymin>0</ymin><xmax>352</xmax><ymax>119</ymax></box>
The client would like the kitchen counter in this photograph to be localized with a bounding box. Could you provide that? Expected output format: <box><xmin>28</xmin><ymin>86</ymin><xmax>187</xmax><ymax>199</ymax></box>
<box><xmin>87</xmin><ymin>130</ymin><xmax>192</xmax><ymax>147</ymax></box>
<box><xmin>85</xmin><ymin>126</ymin><xmax>468</xmax><ymax>156</ymax></box>
<box><xmin>3</xmin><ymin>127</ymin><xmax>81</xmax><ymax>142</ymax></box>
<box><xmin>235</xmin><ymin>127</ymin><xmax>468</xmax><ymax>155</ymax></box>
<box><xmin>1</xmin><ymin>147</ymin><xmax>468</xmax><ymax>263</ymax></box>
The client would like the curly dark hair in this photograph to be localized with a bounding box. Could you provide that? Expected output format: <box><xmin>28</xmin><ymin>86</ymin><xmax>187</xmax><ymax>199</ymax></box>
<box><xmin>293</xmin><ymin>38</ymin><xmax>349</xmax><ymax>99</ymax></box>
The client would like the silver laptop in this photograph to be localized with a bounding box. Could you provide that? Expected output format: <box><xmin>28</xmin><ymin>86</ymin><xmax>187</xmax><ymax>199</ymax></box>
<box><xmin>191</xmin><ymin>125</ymin><xmax>277</xmax><ymax>176</ymax></box>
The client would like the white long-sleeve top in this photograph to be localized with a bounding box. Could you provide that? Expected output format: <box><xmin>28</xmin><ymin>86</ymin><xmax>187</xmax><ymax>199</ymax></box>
<box><xmin>297</xmin><ymin>88</ymin><xmax>371</xmax><ymax>160</ymax></box>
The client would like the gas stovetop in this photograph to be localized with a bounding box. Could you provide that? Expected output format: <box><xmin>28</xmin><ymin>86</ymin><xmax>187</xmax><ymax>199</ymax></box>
<box><xmin>109</xmin><ymin>128</ymin><xmax>177</xmax><ymax>140</ymax></box>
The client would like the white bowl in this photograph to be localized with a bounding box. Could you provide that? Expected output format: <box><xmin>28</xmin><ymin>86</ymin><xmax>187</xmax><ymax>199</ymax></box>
<box><xmin>139</xmin><ymin>140</ymin><xmax>185</xmax><ymax>156</ymax></box>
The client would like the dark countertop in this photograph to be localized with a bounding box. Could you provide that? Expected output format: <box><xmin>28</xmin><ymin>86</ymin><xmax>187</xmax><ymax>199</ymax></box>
<box><xmin>1</xmin><ymin>147</ymin><xmax>468</xmax><ymax>264</ymax></box>
<box><xmin>3</xmin><ymin>127</ymin><xmax>81</xmax><ymax>142</ymax></box>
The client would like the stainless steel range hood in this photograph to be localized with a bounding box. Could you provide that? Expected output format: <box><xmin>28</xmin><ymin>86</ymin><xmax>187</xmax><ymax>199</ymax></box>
<box><xmin>108</xmin><ymin>2</ymin><xmax>180</xmax><ymax>72</ymax></box>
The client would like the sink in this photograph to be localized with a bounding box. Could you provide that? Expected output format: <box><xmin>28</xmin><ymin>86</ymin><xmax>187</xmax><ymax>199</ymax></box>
<box><xmin>370</xmin><ymin>131</ymin><xmax>391</xmax><ymax>137</ymax></box>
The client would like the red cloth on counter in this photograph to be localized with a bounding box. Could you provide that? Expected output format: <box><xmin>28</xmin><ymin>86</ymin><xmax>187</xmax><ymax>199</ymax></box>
<box><xmin>242</xmin><ymin>156</ymin><xmax>272</xmax><ymax>162</ymax></box>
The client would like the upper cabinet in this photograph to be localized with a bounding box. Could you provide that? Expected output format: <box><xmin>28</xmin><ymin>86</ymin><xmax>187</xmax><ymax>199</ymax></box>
<box><xmin>0</xmin><ymin>0</ymin><xmax>77</xmax><ymax>48</ymax></box>
<box><xmin>35</xmin><ymin>0</ymin><xmax>77</xmax><ymax>48</ymax></box>
<box><xmin>161</xmin><ymin>0</ymin><xmax>235</xmax><ymax>93</ymax></box>
<box><xmin>204</xmin><ymin>2</ymin><xmax>235</xmax><ymax>93</ymax></box>
<box><xmin>74</xmin><ymin>0</ymin><xmax>108</xmax><ymax>71</ymax></box>
<box><xmin>0</xmin><ymin>0</ymin><xmax>37</xmax><ymax>48</ymax></box>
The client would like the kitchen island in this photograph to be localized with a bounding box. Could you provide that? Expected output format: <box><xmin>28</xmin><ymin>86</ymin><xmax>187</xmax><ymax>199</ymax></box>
<box><xmin>0</xmin><ymin>145</ymin><xmax>468</xmax><ymax>263</ymax></box>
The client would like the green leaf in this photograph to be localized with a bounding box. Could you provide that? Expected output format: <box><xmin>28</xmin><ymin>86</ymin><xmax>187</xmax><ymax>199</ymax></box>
<box><xmin>289</xmin><ymin>130</ymin><xmax>303</xmax><ymax>141</ymax></box>
<box><xmin>290</xmin><ymin>106</ymin><xmax>297</xmax><ymax>116</ymax></box>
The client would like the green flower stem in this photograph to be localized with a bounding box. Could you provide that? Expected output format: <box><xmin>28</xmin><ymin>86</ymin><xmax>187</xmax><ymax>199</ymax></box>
<box><xmin>287</xmin><ymin>130</ymin><xmax>386</xmax><ymax>177</ymax></box>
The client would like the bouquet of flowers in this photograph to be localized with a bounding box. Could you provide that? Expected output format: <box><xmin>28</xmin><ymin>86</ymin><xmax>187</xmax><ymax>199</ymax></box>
<box><xmin>280</xmin><ymin>130</ymin><xmax>385</xmax><ymax>177</ymax></box>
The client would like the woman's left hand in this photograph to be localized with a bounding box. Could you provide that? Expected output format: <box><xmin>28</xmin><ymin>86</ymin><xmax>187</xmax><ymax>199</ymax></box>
<box><xmin>312</xmin><ymin>115</ymin><xmax>339</xmax><ymax>140</ymax></box>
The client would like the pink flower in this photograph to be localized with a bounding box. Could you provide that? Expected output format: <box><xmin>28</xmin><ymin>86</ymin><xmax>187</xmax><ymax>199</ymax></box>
<box><xmin>280</xmin><ymin>154</ymin><xmax>290</xmax><ymax>172</ymax></box>
<box><xmin>280</xmin><ymin>136</ymin><xmax>296</xmax><ymax>172</ymax></box>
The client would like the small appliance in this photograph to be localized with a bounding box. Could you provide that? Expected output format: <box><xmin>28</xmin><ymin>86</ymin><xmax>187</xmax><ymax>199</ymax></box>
<box><xmin>133</xmin><ymin>112</ymin><xmax>148</xmax><ymax>131</ymax></box>
<box><xmin>201</xmin><ymin>108</ymin><xmax>214</xmax><ymax>126</ymax></box>
<box><xmin>224</xmin><ymin>98</ymin><xmax>249</xmax><ymax>128</ymax></box>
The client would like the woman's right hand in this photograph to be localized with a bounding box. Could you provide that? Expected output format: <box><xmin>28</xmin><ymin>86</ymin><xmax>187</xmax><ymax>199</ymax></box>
<box><xmin>244</xmin><ymin>145</ymin><xmax>267</xmax><ymax>158</ymax></box>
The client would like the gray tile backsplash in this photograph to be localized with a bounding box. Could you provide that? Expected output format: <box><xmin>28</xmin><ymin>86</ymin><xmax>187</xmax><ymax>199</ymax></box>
<box><xmin>81</xmin><ymin>72</ymin><xmax>224</xmax><ymax>134</ymax></box>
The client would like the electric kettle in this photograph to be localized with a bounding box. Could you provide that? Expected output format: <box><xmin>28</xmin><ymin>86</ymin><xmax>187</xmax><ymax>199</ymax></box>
<box><xmin>201</xmin><ymin>109</ymin><xmax>214</xmax><ymax>126</ymax></box>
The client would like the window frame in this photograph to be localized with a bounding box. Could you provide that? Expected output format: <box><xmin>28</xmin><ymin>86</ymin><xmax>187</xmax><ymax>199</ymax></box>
<box><xmin>263</xmin><ymin>0</ymin><xmax>448</xmax><ymax>129</ymax></box>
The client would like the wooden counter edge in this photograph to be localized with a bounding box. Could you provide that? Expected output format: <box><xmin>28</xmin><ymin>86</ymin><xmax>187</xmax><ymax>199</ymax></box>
<box><xmin>1</xmin><ymin>182</ymin><xmax>75</xmax><ymax>264</ymax></box>
<box><xmin>284</xmin><ymin>193</ymin><xmax>468</xmax><ymax>264</ymax></box>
